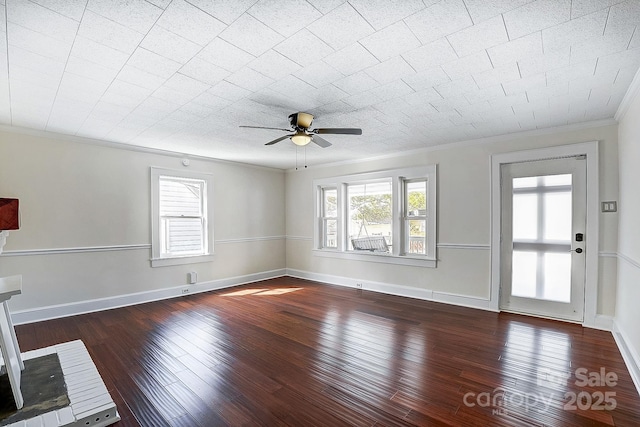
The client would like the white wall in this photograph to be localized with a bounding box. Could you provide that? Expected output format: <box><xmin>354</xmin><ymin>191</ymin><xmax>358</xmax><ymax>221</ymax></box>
<box><xmin>0</xmin><ymin>127</ymin><xmax>286</xmax><ymax>317</ymax></box>
<box><xmin>286</xmin><ymin>123</ymin><xmax>619</xmax><ymax>315</ymax></box>
<box><xmin>615</xmin><ymin>79</ymin><xmax>640</xmax><ymax>384</ymax></box>
<box><xmin>0</xmin><ymin>120</ymin><xmax>622</xmax><ymax>324</ymax></box>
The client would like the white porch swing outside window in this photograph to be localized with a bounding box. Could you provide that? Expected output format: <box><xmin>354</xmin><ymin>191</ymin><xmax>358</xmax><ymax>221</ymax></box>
<box><xmin>348</xmin><ymin>180</ymin><xmax>393</xmax><ymax>253</ymax></box>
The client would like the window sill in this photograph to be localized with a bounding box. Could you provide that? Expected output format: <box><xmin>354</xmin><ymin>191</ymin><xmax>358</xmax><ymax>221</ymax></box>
<box><xmin>151</xmin><ymin>253</ymin><xmax>214</xmax><ymax>267</ymax></box>
<box><xmin>312</xmin><ymin>249</ymin><xmax>437</xmax><ymax>268</ymax></box>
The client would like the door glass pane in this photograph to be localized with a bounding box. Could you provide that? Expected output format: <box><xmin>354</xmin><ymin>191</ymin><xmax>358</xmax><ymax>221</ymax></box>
<box><xmin>512</xmin><ymin>251</ymin><xmax>537</xmax><ymax>298</ymax></box>
<box><xmin>542</xmin><ymin>174</ymin><xmax>571</xmax><ymax>187</ymax></box>
<box><xmin>513</xmin><ymin>194</ymin><xmax>537</xmax><ymax>240</ymax></box>
<box><xmin>511</xmin><ymin>172</ymin><xmax>573</xmax><ymax>303</ymax></box>
<box><xmin>544</xmin><ymin>192</ymin><xmax>571</xmax><ymax>241</ymax></box>
<box><xmin>543</xmin><ymin>253</ymin><xmax>571</xmax><ymax>302</ymax></box>
<box><xmin>513</xmin><ymin>177</ymin><xmax>537</xmax><ymax>188</ymax></box>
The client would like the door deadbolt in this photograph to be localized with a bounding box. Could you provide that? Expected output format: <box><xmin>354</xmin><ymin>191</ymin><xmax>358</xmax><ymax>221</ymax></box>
<box><xmin>576</xmin><ymin>233</ymin><xmax>584</xmax><ymax>242</ymax></box>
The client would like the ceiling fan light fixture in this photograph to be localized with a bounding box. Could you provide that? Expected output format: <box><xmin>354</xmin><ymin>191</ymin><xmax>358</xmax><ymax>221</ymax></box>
<box><xmin>291</xmin><ymin>133</ymin><xmax>312</xmax><ymax>146</ymax></box>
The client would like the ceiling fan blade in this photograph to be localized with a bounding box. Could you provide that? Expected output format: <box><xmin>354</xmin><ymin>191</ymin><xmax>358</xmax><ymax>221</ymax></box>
<box><xmin>311</xmin><ymin>135</ymin><xmax>332</xmax><ymax>148</ymax></box>
<box><xmin>240</xmin><ymin>125</ymin><xmax>291</xmax><ymax>131</ymax></box>
<box><xmin>265</xmin><ymin>135</ymin><xmax>293</xmax><ymax>145</ymax></box>
<box><xmin>314</xmin><ymin>128</ymin><xmax>362</xmax><ymax>135</ymax></box>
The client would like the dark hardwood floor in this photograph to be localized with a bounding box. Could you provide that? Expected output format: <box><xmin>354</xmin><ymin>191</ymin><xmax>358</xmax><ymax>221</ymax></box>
<box><xmin>14</xmin><ymin>277</ymin><xmax>640</xmax><ymax>426</ymax></box>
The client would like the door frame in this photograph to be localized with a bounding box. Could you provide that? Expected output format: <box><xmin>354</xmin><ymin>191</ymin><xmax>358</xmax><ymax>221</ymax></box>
<box><xmin>490</xmin><ymin>141</ymin><xmax>600</xmax><ymax>328</ymax></box>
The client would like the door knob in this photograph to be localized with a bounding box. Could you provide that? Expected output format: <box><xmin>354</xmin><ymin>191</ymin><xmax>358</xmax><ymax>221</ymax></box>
<box><xmin>574</xmin><ymin>248</ymin><xmax>583</xmax><ymax>253</ymax></box>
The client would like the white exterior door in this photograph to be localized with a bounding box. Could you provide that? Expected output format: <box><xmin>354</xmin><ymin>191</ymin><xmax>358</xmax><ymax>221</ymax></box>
<box><xmin>500</xmin><ymin>156</ymin><xmax>587</xmax><ymax>322</ymax></box>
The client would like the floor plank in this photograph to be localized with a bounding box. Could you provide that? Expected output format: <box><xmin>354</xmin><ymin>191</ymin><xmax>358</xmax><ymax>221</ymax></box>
<box><xmin>13</xmin><ymin>277</ymin><xmax>640</xmax><ymax>426</ymax></box>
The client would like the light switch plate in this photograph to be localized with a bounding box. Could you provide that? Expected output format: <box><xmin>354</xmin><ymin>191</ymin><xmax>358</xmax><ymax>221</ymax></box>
<box><xmin>601</xmin><ymin>201</ymin><xmax>617</xmax><ymax>212</ymax></box>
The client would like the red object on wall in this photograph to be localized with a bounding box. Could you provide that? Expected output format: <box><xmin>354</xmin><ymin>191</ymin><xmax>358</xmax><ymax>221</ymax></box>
<box><xmin>0</xmin><ymin>199</ymin><xmax>19</xmax><ymax>230</ymax></box>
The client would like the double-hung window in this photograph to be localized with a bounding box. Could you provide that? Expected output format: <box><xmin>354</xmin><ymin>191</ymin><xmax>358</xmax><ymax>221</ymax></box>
<box><xmin>151</xmin><ymin>167</ymin><xmax>214</xmax><ymax>267</ymax></box>
<box><xmin>403</xmin><ymin>179</ymin><xmax>428</xmax><ymax>255</ymax></box>
<box><xmin>314</xmin><ymin>165</ymin><xmax>437</xmax><ymax>267</ymax></box>
<box><xmin>321</xmin><ymin>187</ymin><xmax>338</xmax><ymax>249</ymax></box>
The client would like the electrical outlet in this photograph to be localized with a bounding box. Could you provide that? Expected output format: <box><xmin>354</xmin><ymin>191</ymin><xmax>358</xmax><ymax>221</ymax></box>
<box><xmin>356</xmin><ymin>283</ymin><xmax>363</xmax><ymax>288</ymax></box>
<box><xmin>182</xmin><ymin>288</ymin><xmax>189</xmax><ymax>294</ymax></box>
<box><xmin>188</xmin><ymin>271</ymin><xmax>197</xmax><ymax>284</ymax></box>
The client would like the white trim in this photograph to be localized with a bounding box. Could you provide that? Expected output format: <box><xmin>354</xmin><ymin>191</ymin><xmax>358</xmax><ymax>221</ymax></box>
<box><xmin>312</xmin><ymin>165</ymin><xmax>437</xmax><ymax>263</ymax></box>
<box><xmin>0</xmin><ymin>116</ymin><xmax>617</xmax><ymax>173</ymax></box>
<box><xmin>587</xmin><ymin>314</ymin><xmax>614</xmax><ymax>331</ymax></box>
<box><xmin>287</xmin><ymin>119</ymin><xmax>617</xmax><ymax>172</ymax></box>
<box><xmin>490</xmin><ymin>141</ymin><xmax>600</xmax><ymax>326</ymax></box>
<box><xmin>615</xmin><ymin>66</ymin><xmax>640</xmax><ymax>122</ymax></box>
<box><xmin>150</xmin><ymin>253</ymin><xmax>214</xmax><ymax>267</ymax></box>
<box><xmin>150</xmin><ymin>167</ymin><xmax>215</xmax><ymax>268</ymax></box>
<box><xmin>437</xmin><ymin>243</ymin><xmax>490</xmax><ymax>250</ymax></box>
<box><xmin>285</xmin><ymin>235</ymin><xmax>313</xmax><ymax>241</ymax></box>
<box><xmin>292</xmin><ymin>240</ymin><xmax>492</xmax><ymax>250</ymax></box>
<box><xmin>312</xmin><ymin>249</ymin><xmax>437</xmax><ymax>268</ymax></box>
<box><xmin>0</xmin><ymin>236</ymin><xmax>285</xmax><ymax>257</ymax></box>
<box><xmin>618</xmin><ymin>251</ymin><xmax>640</xmax><ymax>270</ymax></box>
<box><xmin>0</xmin><ymin>230</ymin><xmax>9</xmax><ymax>255</ymax></box>
<box><xmin>217</xmin><ymin>235</ymin><xmax>285</xmax><ymax>244</ymax></box>
<box><xmin>0</xmin><ymin>124</ymin><xmax>282</xmax><ymax>172</ymax></box>
<box><xmin>612</xmin><ymin>320</ymin><xmax>640</xmax><ymax>397</ymax></box>
<box><xmin>598</xmin><ymin>251</ymin><xmax>618</xmax><ymax>258</ymax></box>
<box><xmin>0</xmin><ymin>244</ymin><xmax>151</xmax><ymax>257</ymax></box>
<box><xmin>10</xmin><ymin>269</ymin><xmax>286</xmax><ymax>325</ymax></box>
<box><xmin>286</xmin><ymin>268</ymin><xmax>496</xmax><ymax>312</ymax></box>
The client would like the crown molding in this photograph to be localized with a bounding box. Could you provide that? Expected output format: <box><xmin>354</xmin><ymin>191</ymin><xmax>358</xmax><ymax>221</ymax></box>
<box><xmin>0</xmin><ymin>116</ymin><xmax>618</xmax><ymax>174</ymax></box>
<box><xmin>0</xmin><ymin>124</ymin><xmax>284</xmax><ymax>173</ymax></box>
<box><xmin>615</xmin><ymin>65</ymin><xmax>640</xmax><ymax>122</ymax></box>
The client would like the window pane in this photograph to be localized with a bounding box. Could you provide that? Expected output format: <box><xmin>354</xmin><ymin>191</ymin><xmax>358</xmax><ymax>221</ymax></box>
<box><xmin>513</xmin><ymin>176</ymin><xmax>537</xmax><ymax>188</ymax></box>
<box><xmin>160</xmin><ymin>178</ymin><xmax>203</xmax><ymax>216</ymax></box>
<box><xmin>162</xmin><ymin>217</ymin><xmax>203</xmax><ymax>255</ymax></box>
<box><xmin>348</xmin><ymin>181</ymin><xmax>392</xmax><ymax>252</ymax></box>
<box><xmin>407</xmin><ymin>219</ymin><xmax>426</xmax><ymax>254</ymax></box>
<box><xmin>324</xmin><ymin>219</ymin><xmax>337</xmax><ymax>248</ymax></box>
<box><xmin>544</xmin><ymin>191</ymin><xmax>572</xmax><ymax>241</ymax></box>
<box><xmin>513</xmin><ymin>193</ymin><xmax>537</xmax><ymax>240</ymax></box>
<box><xmin>542</xmin><ymin>174</ymin><xmax>571</xmax><ymax>187</ymax></box>
<box><xmin>323</xmin><ymin>188</ymin><xmax>337</xmax><ymax>217</ymax></box>
<box><xmin>542</xmin><ymin>253</ymin><xmax>571</xmax><ymax>302</ymax></box>
<box><xmin>512</xmin><ymin>251</ymin><xmax>537</xmax><ymax>298</ymax></box>
<box><xmin>406</xmin><ymin>181</ymin><xmax>426</xmax><ymax>215</ymax></box>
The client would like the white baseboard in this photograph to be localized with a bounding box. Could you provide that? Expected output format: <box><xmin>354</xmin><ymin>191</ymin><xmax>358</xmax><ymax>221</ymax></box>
<box><xmin>11</xmin><ymin>269</ymin><xmax>286</xmax><ymax>325</ymax></box>
<box><xmin>286</xmin><ymin>268</ymin><xmax>496</xmax><ymax>312</ymax></box>
<box><xmin>583</xmin><ymin>314</ymin><xmax>614</xmax><ymax>331</ymax></box>
<box><xmin>612</xmin><ymin>320</ymin><xmax>640</xmax><ymax>397</ymax></box>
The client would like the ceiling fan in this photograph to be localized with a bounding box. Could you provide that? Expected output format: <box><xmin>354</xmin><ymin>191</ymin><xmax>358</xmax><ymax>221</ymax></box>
<box><xmin>239</xmin><ymin>112</ymin><xmax>362</xmax><ymax>148</ymax></box>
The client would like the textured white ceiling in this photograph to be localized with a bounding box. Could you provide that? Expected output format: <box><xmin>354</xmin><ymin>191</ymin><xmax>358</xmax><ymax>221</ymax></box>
<box><xmin>1</xmin><ymin>0</ymin><xmax>639</xmax><ymax>169</ymax></box>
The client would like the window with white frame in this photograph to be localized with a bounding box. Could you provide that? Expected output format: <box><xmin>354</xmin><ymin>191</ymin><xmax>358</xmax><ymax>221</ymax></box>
<box><xmin>404</xmin><ymin>179</ymin><xmax>428</xmax><ymax>255</ymax></box>
<box><xmin>314</xmin><ymin>165</ymin><xmax>437</xmax><ymax>267</ymax></box>
<box><xmin>321</xmin><ymin>187</ymin><xmax>338</xmax><ymax>249</ymax></box>
<box><xmin>151</xmin><ymin>167</ymin><xmax>214</xmax><ymax>267</ymax></box>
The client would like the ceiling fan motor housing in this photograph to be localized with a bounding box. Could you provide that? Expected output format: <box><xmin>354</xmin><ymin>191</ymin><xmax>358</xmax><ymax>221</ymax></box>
<box><xmin>289</xmin><ymin>112</ymin><xmax>314</xmax><ymax>129</ymax></box>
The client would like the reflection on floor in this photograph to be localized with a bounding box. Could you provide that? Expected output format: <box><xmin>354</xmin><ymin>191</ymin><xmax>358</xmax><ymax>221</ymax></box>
<box><xmin>14</xmin><ymin>277</ymin><xmax>640</xmax><ymax>426</ymax></box>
